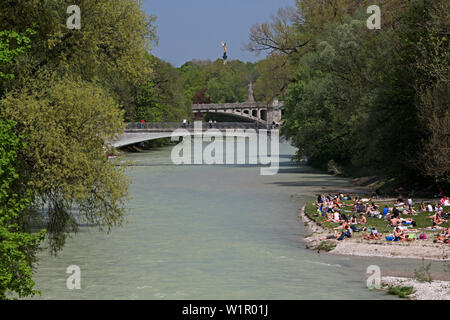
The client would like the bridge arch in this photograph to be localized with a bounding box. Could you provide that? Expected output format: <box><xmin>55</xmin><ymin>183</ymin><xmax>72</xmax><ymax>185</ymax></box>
<box><xmin>260</xmin><ymin>109</ymin><xmax>267</xmax><ymax>121</ymax></box>
<box><xmin>193</xmin><ymin>110</ymin><xmax>267</xmax><ymax>125</ymax></box>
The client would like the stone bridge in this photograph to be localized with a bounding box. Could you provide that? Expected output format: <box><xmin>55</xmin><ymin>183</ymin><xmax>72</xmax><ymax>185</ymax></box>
<box><xmin>191</xmin><ymin>99</ymin><xmax>284</xmax><ymax>124</ymax></box>
<box><xmin>192</xmin><ymin>82</ymin><xmax>283</xmax><ymax>125</ymax></box>
<box><xmin>111</xmin><ymin>122</ymin><xmax>274</xmax><ymax>148</ymax></box>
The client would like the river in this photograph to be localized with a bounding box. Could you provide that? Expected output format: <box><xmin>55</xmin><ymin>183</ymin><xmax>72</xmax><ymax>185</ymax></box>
<box><xmin>31</xmin><ymin>142</ymin><xmax>422</xmax><ymax>299</ymax></box>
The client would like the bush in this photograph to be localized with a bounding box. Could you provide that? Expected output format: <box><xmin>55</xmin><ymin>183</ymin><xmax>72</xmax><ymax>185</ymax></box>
<box><xmin>316</xmin><ymin>241</ymin><xmax>336</xmax><ymax>252</ymax></box>
<box><xmin>387</xmin><ymin>285</ymin><xmax>415</xmax><ymax>299</ymax></box>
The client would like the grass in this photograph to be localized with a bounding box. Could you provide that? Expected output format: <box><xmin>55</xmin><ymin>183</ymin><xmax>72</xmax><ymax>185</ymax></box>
<box><xmin>304</xmin><ymin>196</ymin><xmax>450</xmax><ymax>239</ymax></box>
<box><xmin>387</xmin><ymin>285</ymin><xmax>415</xmax><ymax>299</ymax></box>
<box><xmin>316</xmin><ymin>241</ymin><xmax>336</xmax><ymax>252</ymax></box>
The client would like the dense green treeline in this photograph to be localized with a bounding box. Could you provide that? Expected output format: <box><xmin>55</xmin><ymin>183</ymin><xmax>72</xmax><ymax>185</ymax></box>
<box><xmin>248</xmin><ymin>0</ymin><xmax>448</xmax><ymax>188</ymax></box>
<box><xmin>126</xmin><ymin>56</ymin><xmax>290</xmax><ymax>122</ymax></box>
<box><xmin>176</xmin><ymin>58</ymin><xmax>281</xmax><ymax>107</ymax></box>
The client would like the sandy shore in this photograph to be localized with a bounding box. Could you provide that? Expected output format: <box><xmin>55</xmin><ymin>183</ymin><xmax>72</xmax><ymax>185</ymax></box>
<box><xmin>299</xmin><ymin>204</ymin><xmax>450</xmax><ymax>261</ymax></box>
<box><xmin>381</xmin><ymin>277</ymin><xmax>450</xmax><ymax>300</ymax></box>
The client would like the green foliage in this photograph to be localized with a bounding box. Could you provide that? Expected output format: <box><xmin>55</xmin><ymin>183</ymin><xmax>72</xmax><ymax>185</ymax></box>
<box><xmin>180</xmin><ymin>62</ymin><xmax>208</xmax><ymax>105</ymax></box>
<box><xmin>413</xmin><ymin>1</ymin><xmax>450</xmax><ymax>185</ymax></box>
<box><xmin>316</xmin><ymin>241</ymin><xmax>336</xmax><ymax>252</ymax></box>
<box><xmin>253</xmin><ymin>54</ymin><xmax>294</xmax><ymax>103</ymax></box>
<box><xmin>206</xmin><ymin>68</ymin><xmax>247</xmax><ymax>103</ymax></box>
<box><xmin>0</xmin><ymin>0</ymin><xmax>157</xmax><ymax>110</ymax></box>
<box><xmin>180</xmin><ymin>59</ymin><xmax>257</xmax><ymax>105</ymax></box>
<box><xmin>387</xmin><ymin>285</ymin><xmax>415</xmax><ymax>299</ymax></box>
<box><xmin>0</xmin><ymin>119</ymin><xmax>45</xmax><ymax>300</ymax></box>
<box><xmin>1</xmin><ymin>76</ymin><xmax>129</xmax><ymax>253</ymax></box>
<box><xmin>280</xmin><ymin>0</ymin><xmax>449</xmax><ymax>185</ymax></box>
<box><xmin>0</xmin><ymin>29</ymin><xmax>35</xmax><ymax>82</ymax></box>
<box><xmin>129</xmin><ymin>55</ymin><xmax>188</xmax><ymax>122</ymax></box>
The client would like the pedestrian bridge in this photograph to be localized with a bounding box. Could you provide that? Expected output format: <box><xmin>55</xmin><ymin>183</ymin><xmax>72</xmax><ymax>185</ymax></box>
<box><xmin>111</xmin><ymin>122</ymin><xmax>275</xmax><ymax>148</ymax></box>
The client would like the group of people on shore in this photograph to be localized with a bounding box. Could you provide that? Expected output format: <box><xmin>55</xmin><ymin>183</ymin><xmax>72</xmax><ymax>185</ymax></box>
<box><xmin>317</xmin><ymin>194</ymin><xmax>375</xmax><ymax>241</ymax></box>
<box><xmin>315</xmin><ymin>193</ymin><xmax>449</xmax><ymax>243</ymax></box>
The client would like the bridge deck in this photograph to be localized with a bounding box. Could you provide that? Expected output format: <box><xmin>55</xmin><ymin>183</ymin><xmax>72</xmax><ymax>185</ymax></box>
<box><xmin>125</xmin><ymin>122</ymin><xmax>268</xmax><ymax>130</ymax></box>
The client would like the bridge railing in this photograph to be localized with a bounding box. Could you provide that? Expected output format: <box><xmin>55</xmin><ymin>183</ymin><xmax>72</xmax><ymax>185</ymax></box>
<box><xmin>125</xmin><ymin>122</ymin><xmax>268</xmax><ymax>130</ymax></box>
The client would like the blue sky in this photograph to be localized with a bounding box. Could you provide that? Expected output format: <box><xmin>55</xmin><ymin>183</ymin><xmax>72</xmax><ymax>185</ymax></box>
<box><xmin>142</xmin><ymin>0</ymin><xmax>296</xmax><ymax>67</ymax></box>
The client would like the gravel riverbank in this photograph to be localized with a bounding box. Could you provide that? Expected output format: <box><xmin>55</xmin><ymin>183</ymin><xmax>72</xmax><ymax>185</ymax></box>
<box><xmin>381</xmin><ymin>277</ymin><xmax>450</xmax><ymax>300</ymax></box>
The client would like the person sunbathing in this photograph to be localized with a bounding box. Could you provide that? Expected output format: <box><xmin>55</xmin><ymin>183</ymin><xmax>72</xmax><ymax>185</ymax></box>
<box><xmin>400</xmin><ymin>217</ymin><xmax>417</xmax><ymax>227</ymax></box>
<box><xmin>333</xmin><ymin>219</ymin><xmax>350</xmax><ymax>231</ymax></box>
<box><xmin>324</xmin><ymin>210</ymin><xmax>342</xmax><ymax>223</ymax></box>
<box><xmin>394</xmin><ymin>227</ymin><xmax>407</xmax><ymax>242</ymax></box>
<box><xmin>433</xmin><ymin>212</ymin><xmax>446</xmax><ymax>226</ymax></box>
<box><xmin>319</xmin><ymin>233</ymin><xmax>338</xmax><ymax>241</ymax></box>
<box><xmin>333</xmin><ymin>197</ymin><xmax>343</xmax><ymax>207</ymax></box>
<box><xmin>364</xmin><ymin>227</ymin><xmax>382</xmax><ymax>240</ymax></box>
<box><xmin>319</xmin><ymin>227</ymin><xmax>351</xmax><ymax>241</ymax></box>
<box><xmin>357</xmin><ymin>213</ymin><xmax>366</xmax><ymax>225</ymax></box>
<box><xmin>443</xmin><ymin>197</ymin><xmax>450</xmax><ymax>206</ymax></box>
<box><xmin>420</xmin><ymin>201</ymin><xmax>426</xmax><ymax>212</ymax></box>
<box><xmin>326</xmin><ymin>211</ymin><xmax>334</xmax><ymax>220</ymax></box>
<box><xmin>407</xmin><ymin>204</ymin><xmax>417</xmax><ymax>215</ymax></box>
<box><xmin>332</xmin><ymin>210</ymin><xmax>341</xmax><ymax>222</ymax></box>
<box><xmin>390</xmin><ymin>217</ymin><xmax>401</xmax><ymax>227</ymax></box>
<box><xmin>337</xmin><ymin>226</ymin><xmax>352</xmax><ymax>241</ymax></box>
<box><xmin>434</xmin><ymin>233</ymin><xmax>447</xmax><ymax>244</ymax></box>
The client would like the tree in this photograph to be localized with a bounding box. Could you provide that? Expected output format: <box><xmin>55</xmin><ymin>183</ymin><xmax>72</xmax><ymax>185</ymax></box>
<box><xmin>417</xmin><ymin>81</ymin><xmax>450</xmax><ymax>183</ymax></box>
<box><xmin>281</xmin><ymin>0</ymin><xmax>448</xmax><ymax>186</ymax></box>
<box><xmin>0</xmin><ymin>119</ymin><xmax>46</xmax><ymax>299</ymax></box>
<box><xmin>0</xmin><ymin>0</ymin><xmax>157</xmax><ymax>107</ymax></box>
<box><xmin>0</xmin><ymin>0</ymin><xmax>158</xmax><ymax>253</ymax></box>
<box><xmin>206</xmin><ymin>68</ymin><xmax>247</xmax><ymax>103</ymax></box>
<box><xmin>0</xmin><ymin>29</ymin><xmax>34</xmax><ymax>84</ymax></box>
<box><xmin>180</xmin><ymin>62</ymin><xmax>208</xmax><ymax>106</ymax></box>
<box><xmin>180</xmin><ymin>59</ymin><xmax>256</xmax><ymax>105</ymax></box>
<box><xmin>130</xmin><ymin>55</ymin><xmax>188</xmax><ymax>122</ymax></box>
<box><xmin>1</xmin><ymin>76</ymin><xmax>129</xmax><ymax>253</ymax></box>
<box><xmin>245</xmin><ymin>6</ymin><xmax>309</xmax><ymax>56</ymax></box>
<box><xmin>253</xmin><ymin>53</ymin><xmax>295</xmax><ymax>103</ymax></box>
<box><xmin>414</xmin><ymin>0</ymin><xmax>450</xmax><ymax>184</ymax></box>
<box><xmin>0</xmin><ymin>29</ymin><xmax>45</xmax><ymax>300</ymax></box>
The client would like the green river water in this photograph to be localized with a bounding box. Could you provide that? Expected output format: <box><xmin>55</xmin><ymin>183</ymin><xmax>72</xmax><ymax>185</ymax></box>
<box><xmin>31</xmin><ymin>142</ymin><xmax>434</xmax><ymax>299</ymax></box>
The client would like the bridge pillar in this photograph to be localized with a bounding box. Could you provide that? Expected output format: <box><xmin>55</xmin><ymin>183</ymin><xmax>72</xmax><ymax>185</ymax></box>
<box><xmin>270</xmin><ymin>99</ymin><xmax>282</xmax><ymax>124</ymax></box>
<box><xmin>194</xmin><ymin>111</ymin><xmax>203</xmax><ymax>120</ymax></box>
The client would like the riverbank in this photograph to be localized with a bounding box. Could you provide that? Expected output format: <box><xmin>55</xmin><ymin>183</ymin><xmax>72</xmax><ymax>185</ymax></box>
<box><xmin>299</xmin><ymin>202</ymin><xmax>450</xmax><ymax>300</ymax></box>
<box><xmin>299</xmin><ymin>204</ymin><xmax>450</xmax><ymax>261</ymax></box>
<box><xmin>381</xmin><ymin>277</ymin><xmax>450</xmax><ymax>300</ymax></box>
